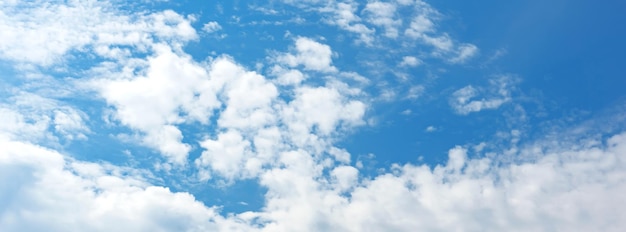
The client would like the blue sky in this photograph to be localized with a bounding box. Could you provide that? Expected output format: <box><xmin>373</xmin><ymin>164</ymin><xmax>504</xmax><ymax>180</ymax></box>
<box><xmin>1</xmin><ymin>0</ymin><xmax>626</xmax><ymax>231</ymax></box>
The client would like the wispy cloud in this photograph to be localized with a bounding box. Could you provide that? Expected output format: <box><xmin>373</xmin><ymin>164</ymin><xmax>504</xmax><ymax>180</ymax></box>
<box><xmin>450</xmin><ymin>75</ymin><xmax>518</xmax><ymax>115</ymax></box>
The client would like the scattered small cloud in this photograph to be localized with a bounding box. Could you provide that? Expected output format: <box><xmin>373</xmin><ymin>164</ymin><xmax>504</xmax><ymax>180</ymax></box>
<box><xmin>202</xmin><ymin>21</ymin><xmax>222</xmax><ymax>33</ymax></box>
<box><xmin>449</xmin><ymin>44</ymin><xmax>479</xmax><ymax>63</ymax></box>
<box><xmin>276</xmin><ymin>37</ymin><xmax>337</xmax><ymax>73</ymax></box>
<box><xmin>450</xmin><ymin>75</ymin><xmax>518</xmax><ymax>115</ymax></box>
<box><xmin>406</xmin><ymin>85</ymin><xmax>425</xmax><ymax>100</ymax></box>
<box><xmin>399</xmin><ymin>56</ymin><xmax>422</xmax><ymax>67</ymax></box>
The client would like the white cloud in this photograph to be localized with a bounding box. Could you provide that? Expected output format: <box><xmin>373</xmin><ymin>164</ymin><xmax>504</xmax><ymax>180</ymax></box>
<box><xmin>450</xmin><ymin>76</ymin><xmax>517</xmax><ymax>115</ymax></box>
<box><xmin>399</xmin><ymin>56</ymin><xmax>422</xmax><ymax>67</ymax></box>
<box><xmin>269</xmin><ymin>65</ymin><xmax>307</xmax><ymax>85</ymax></box>
<box><xmin>276</xmin><ymin>0</ymin><xmax>478</xmax><ymax>64</ymax></box>
<box><xmin>282</xmin><ymin>86</ymin><xmax>366</xmax><ymax>136</ymax></box>
<box><xmin>190</xmin><ymin>38</ymin><xmax>367</xmax><ymax>184</ymax></box>
<box><xmin>0</xmin><ymin>137</ymin><xmax>255</xmax><ymax>232</ymax></box>
<box><xmin>202</xmin><ymin>21</ymin><xmax>222</xmax><ymax>33</ymax></box>
<box><xmin>425</xmin><ymin>126</ymin><xmax>437</xmax><ymax>132</ymax></box>
<box><xmin>196</xmin><ymin>130</ymin><xmax>253</xmax><ymax>181</ymax></box>
<box><xmin>217</xmin><ymin>61</ymin><xmax>279</xmax><ymax>131</ymax></box>
<box><xmin>93</xmin><ymin>46</ymin><xmax>216</xmax><ymax>164</ymax></box>
<box><xmin>0</xmin><ymin>92</ymin><xmax>89</xmax><ymax>144</ymax></box>
<box><xmin>4</xmin><ymin>116</ymin><xmax>626</xmax><ymax>231</ymax></box>
<box><xmin>364</xmin><ymin>1</ymin><xmax>402</xmax><ymax>38</ymax></box>
<box><xmin>325</xmin><ymin>2</ymin><xmax>375</xmax><ymax>45</ymax></box>
<box><xmin>331</xmin><ymin>165</ymin><xmax>359</xmax><ymax>192</ymax></box>
<box><xmin>4</xmin><ymin>1</ymin><xmax>626</xmax><ymax>231</ymax></box>
<box><xmin>278</xmin><ymin>37</ymin><xmax>337</xmax><ymax>73</ymax></box>
<box><xmin>248</xmin><ymin>129</ymin><xmax>626</xmax><ymax>231</ymax></box>
<box><xmin>405</xmin><ymin>14</ymin><xmax>435</xmax><ymax>38</ymax></box>
<box><xmin>53</xmin><ymin>109</ymin><xmax>89</xmax><ymax>141</ymax></box>
<box><xmin>0</xmin><ymin>1</ymin><xmax>197</xmax><ymax>66</ymax></box>
<box><xmin>0</xmin><ymin>1</ymin><xmax>205</xmax><ymax>164</ymax></box>
<box><xmin>406</xmin><ymin>85</ymin><xmax>425</xmax><ymax>99</ymax></box>
<box><xmin>450</xmin><ymin>43</ymin><xmax>479</xmax><ymax>63</ymax></box>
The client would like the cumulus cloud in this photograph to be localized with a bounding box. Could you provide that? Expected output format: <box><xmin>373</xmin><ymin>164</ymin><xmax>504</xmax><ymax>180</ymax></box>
<box><xmin>0</xmin><ymin>137</ymin><xmax>255</xmax><ymax>232</ymax></box>
<box><xmin>202</xmin><ymin>21</ymin><xmax>222</xmax><ymax>33</ymax></box>
<box><xmin>2</xmin><ymin>1</ymin><xmax>625</xmax><ymax>232</ymax></box>
<box><xmin>93</xmin><ymin>46</ymin><xmax>217</xmax><ymax>164</ymax></box>
<box><xmin>277</xmin><ymin>37</ymin><xmax>337</xmax><ymax>73</ymax></box>
<box><xmin>3</xmin><ymin>114</ymin><xmax>626</xmax><ymax>231</ymax></box>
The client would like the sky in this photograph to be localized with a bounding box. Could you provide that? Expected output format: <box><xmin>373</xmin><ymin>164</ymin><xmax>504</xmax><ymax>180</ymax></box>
<box><xmin>1</xmin><ymin>0</ymin><xmax>626</xmax><ymax>231</ymax></box>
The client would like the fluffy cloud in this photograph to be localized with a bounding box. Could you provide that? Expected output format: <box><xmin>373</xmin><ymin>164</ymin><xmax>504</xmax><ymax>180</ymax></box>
<box><xmin>277</xmin><ymin>37</ymin><xmax>337</xmax><ymax>73</ymax></box>
<box><xmin>0</xmin><ymin>137</ymin><xmax>256</xmax><ymax>232</ymax></box>
<box><xmin>3</xmin><ymin>117</ymin><xmax>626</xmax><ymax>231</ymax></box>
<box><xmin>363</xmin><ymin>1</ymin><xmax>401</xmax><ymax>38</ymax></box>
<box><xmin>2</xmin><ymin>1</ymin><xmax>625</xmax><ymax>232</ymax></box>
<box><xmin>194</xmin><ymin>38</ymin><xmax>367</xmax><ymax>183</ymax></box>
<box><xmin>0</xmin><ymin>1</ymin><xmax>196</xmax><ymax>66</ymax></box>
<box><xmin>202</xmin><ymin>21</ymin><xmax>222</xmax><ymax>33</ymax></box>
<box><xmin>94</xmin><ymin>46</ymin><xmax>216</xmax><ymax>164</ymax></box>
<box><xmin>246</xmin><ymin>130</ymin><xmax>626</xmax><ymax>231</ymax></box>
<box><xmin>399</xmin><ymin>56</ymin><xmax>422</xmax><ymax>67</ymax></box>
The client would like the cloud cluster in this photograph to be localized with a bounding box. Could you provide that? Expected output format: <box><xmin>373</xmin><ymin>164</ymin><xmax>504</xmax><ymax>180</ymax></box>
<box><xmin>3</xmin><ymin>119</ymin><xmax>626</xmax><ymax>231</ymax></box>
<box><xmin>0</xmin><ymin>1</ymin><xmax>196</xmax><ymax>66</ymax></box>
<box><xmin>0</xmin><ymin>138</ymin><xmax>256</xmax><ymax>231</ymax></box>
<box><xmin>276</xmin><ymin>0</ymin><xmax>478</xmax><ymax>62</ymax></box>
<box><xmin>1</xmin><ymin>1</ymin><xmax>626</xmax><ymax>232</ymax></box>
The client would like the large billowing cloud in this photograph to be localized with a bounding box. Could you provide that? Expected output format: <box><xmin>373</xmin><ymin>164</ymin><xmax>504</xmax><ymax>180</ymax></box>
<box><xmin>1</xmin><ymin>1</ymin><xmax>625</xmax><ymax>232</ymax></box>
<box><xmin>2</xmin><ymin>117</ymin><xmax>625</xmax><ymax>231</ymax></box>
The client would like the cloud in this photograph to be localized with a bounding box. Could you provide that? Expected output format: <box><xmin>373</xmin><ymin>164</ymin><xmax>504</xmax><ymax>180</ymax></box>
<box><xmin>450</xmin><ymin>44</ymin><xmax>479</xmax><ymax>63</ymax></box>
<box><xmin>2</xmin><ymin>1</ymin><xmax>625</xmax><ymax>231</ymax></box>
<box><xmin>248</xmin><ymin>126</ymin><xmax>626</xmax><ymax>231</ymax></box>
<box><xmin>202</xmin><ymin>21</ymin><xmax>222</xmax><ymax>33</ymax></box>
<box><xmin>0</xmin><ymin>137</ymin><xmax>255</xmax><ymax>232</ymax></box>
<box><xmin>3</xmin><ymin>110</ymin><xmax>626</xmax><ymax>231</ymax></box>
<box><xmin>364</xmin><ymin>1</ymin><xmax>402</xmax><ymax>38</ymax></box>
<box><xmin>196</xmin><ymin>130</ymin><xmax>253</xmax><ymax>181</ymax></box>
<box><xmin>188</xmin><ymin>38</ymin><xmax>367</xmax><ymax>184</ymax></box>
<box><xmin>0</xmin><ymin>1</ymin><xmax>196</xmax><ymax>66</ymax></box>
<box><xmin>323</xmin><ymin>2</ymin><xmax>376</xmax><ymax>45</ymax></box>
<box><xmin>92</xmin><ymin>46</ymin><xmax>217</xmax><ymax>164</ymax></box>
<box><xmin>0</xmin><ymin>92</ymin><xmax>89</xmax><ymax>144</ymax></box>
<box><xmin>277</xmin><ymin>37</ymin><xmax>338</xmax><ymax>73</ymax></box>
<box><xmin>450</xmin><ymin>75</ymin><xmax>517</xmax><ymax>115</ymax></box>
<box><xmin>277</xmin><ymin>0</ymin><xmax>477</xmax><ymax>59</ymax></box>
<box><xmin>399</xmin><ymin>56</ymin><xmax>422</xmax><ymax>67</ymax></box>
<box><xmin>406</xmin><ymin>85</ymin><xmax>425</xmax><ymax>99</ymax></box>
